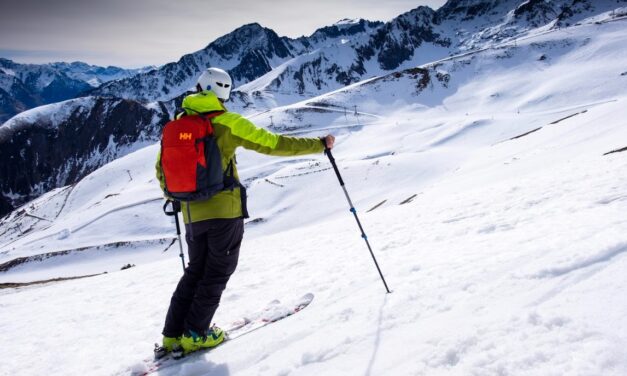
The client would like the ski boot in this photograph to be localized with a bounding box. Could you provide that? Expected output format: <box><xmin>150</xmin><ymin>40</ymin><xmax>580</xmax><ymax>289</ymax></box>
<box><xmin>180</xmin><ymin>326</ymin><xmax>225</xmax><ymax>355</ymax></box>
<box><xmin>154</xmin><ymin>336</ymin><xmax>182</xmax><ymax>360</ymax></box>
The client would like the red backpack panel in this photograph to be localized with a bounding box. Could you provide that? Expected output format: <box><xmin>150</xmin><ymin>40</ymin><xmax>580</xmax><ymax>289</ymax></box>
<box><xmin>160</xmin><ymin>111</ymin><xmax>225</xmax><ymax>201</ymax></box>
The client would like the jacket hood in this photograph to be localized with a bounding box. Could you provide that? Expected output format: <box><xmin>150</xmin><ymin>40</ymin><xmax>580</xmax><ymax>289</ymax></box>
<box><xmin>181</xmin><ymin>90</ymin><xmax>227</xmax><ymax>114</ymax></box>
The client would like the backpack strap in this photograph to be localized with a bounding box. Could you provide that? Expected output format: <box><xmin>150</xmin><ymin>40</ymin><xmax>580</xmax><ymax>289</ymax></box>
<box><xmin>223</xmin><ymin>159</ymin><xmax>237</xmax><ymax>190</ymax></box>
<box><xmin>223</xmin><ymin>159</ymin><xmax>249</xmax><ymax>219</ymax></box>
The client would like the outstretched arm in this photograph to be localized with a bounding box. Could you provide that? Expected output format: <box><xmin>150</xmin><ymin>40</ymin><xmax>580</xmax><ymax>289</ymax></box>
<box><xmin>220</xmin><ymin>112</ymin><xmax>332</xmax><ymax>156</ymax></box>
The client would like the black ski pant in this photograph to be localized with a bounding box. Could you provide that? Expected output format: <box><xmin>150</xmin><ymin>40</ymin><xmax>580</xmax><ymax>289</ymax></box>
<box><xmin>163</xmin><ymin>217</ymin><xmax>243</xmax><ymax>337</ymax></box>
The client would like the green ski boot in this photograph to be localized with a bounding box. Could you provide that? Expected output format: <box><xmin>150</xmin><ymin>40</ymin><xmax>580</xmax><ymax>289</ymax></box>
<box><xmin>154</xmin><ymin>336</ymin><xmax>182</xmax><ymax>359</ymax></box>
<box><xmin>163</xmin><ymin>336</ymin><xmax>181</xmax><ymax>352</ymax></box>
<box><xmin>180</xmin><ymin>326</ymin><xmax>225</xmax><ymax>355</ymax></box>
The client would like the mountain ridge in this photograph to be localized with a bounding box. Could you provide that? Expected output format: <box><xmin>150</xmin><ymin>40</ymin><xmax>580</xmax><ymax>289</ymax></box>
<box><xmin>0</xmin><ymin>58</ymin><xmax>153</xmax><ymax>122</ymax></box>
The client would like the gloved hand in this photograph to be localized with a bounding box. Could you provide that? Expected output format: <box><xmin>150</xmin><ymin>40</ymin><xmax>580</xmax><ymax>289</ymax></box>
<box><xmin>321</xmin><ymin>134</ymin><xmax>335</xmax><ymax>150</ymax></box>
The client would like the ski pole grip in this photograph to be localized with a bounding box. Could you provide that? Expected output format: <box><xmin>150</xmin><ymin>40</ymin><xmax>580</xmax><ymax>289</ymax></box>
<box><xmin>163</xmin><ymin>200</ymin><xmax>173</xmax><ymax>215</ymax></box>
<box><xmin>163</xmin><ymin>200</ymin><xmax>181</xmax><ymax>216</ymax></box>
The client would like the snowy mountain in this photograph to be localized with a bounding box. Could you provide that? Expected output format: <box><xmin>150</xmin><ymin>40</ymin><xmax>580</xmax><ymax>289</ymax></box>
<box><xmin>91</xmin><ymin>23</ymin><xmax>298</xmax><ymax>102</ymax></box>
<box><xmin>0</xmin><ymin>58</ymin><xmax>153</xmax><ymax>122</ymax></box>
<box><xmin>92</xmin><ymin>19</ymin><xmax>381</xmax><ymax>104</ymax></box>
<box><xmin>1</xmin><ymin>0</ymin><xmax>625</xmax><ymax>219</ymax></box>
<box><xmin>231</xmin><ymin>0</ymin><xmax>626</xmax><ymax>111</ymax></box>
<box><xmin>1</xmin><ymin>6</ymin><xmax>626</xmax><ymax>375</ymax></box>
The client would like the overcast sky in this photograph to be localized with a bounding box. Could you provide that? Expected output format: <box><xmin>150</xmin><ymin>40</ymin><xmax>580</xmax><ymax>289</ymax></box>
<box><xmin>0</xmin><ymin>0</ymin><xmax>447</xmax><ymax>68</ymax></box>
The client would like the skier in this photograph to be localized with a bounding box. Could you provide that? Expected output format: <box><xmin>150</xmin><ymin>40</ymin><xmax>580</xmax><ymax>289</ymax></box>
<box><xmin>155</xmin><ymin>67</ymin><xmax>335</xmax><ymax>355</ymax></box>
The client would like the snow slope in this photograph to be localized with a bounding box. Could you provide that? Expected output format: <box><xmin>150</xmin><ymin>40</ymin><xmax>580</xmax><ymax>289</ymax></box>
<box><xmin>1</xmin><ymin>11</ymin><xmax>627</xmax><ymax>376</ymax></box>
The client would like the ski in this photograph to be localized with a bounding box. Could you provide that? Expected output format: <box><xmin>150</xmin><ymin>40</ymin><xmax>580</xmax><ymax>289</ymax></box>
<box><xmin>132</xmin><ymin>293</ymin><xmax>314</xmax><ymax>376</ymax></box>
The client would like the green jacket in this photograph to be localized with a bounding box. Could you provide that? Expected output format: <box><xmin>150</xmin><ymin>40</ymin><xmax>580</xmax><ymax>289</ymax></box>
<box><xmin>156</xmin><ymin>91</ymin><xmax>325</xmax><ymax>223</ymax></box>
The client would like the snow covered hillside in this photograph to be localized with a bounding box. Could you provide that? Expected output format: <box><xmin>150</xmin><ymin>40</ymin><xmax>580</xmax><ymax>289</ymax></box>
<box><xmin>0</xmin><ymin>97</ymin><xmax>171</xmax><ymax>216</ymax></box>
<box><xmin>1</xmin><ymin>7</ymin><xmax>627</xmax><ymax>376</ymax></box>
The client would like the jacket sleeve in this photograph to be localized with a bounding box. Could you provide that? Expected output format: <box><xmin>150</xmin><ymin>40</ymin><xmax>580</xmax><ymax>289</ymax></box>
<box><xmin>155</xmin><ymin>150</ymin><xmax>167</xmax><ymax>193</ymax></box>
<box><xmin>219</xmin><ymin>112</ymin><xmax>325</xmax><ymax>156</ymax></box>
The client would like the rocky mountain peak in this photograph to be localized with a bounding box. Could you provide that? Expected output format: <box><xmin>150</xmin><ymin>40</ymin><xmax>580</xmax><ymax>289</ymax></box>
<box><xmin>302</xmin><ymin>18</ymin><xmax>383</xmax><ymax>47</ymax></box>
<box><xmin>394</xmin><ymin>5</ymin><xmax>438</xmax><ymax>27</ymax></box>
<box><xmin>210</xmin><ymin>23</ymin><xmax>291</xmax><ymax>60</ymax></box>
<box><xmin>437</xmin><ymin>0</ymin><xmax>513</xmax><ymax>20</ymax></box>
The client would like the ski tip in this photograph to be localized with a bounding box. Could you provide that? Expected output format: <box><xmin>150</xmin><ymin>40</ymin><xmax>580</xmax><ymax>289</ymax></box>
<box><xmin>298</xmin><ymin>293</ymin><xmax>314</xmax><ymax>305</ymax></box>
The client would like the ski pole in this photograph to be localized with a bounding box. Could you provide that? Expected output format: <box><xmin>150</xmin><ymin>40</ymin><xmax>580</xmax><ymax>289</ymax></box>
<box><xmin>324</xmin><ymin>147</ymin><xmax>391</xmax><ymax>294</ymax></box>
<box><xmin>163</xmin><ymin>200</ymin><xmax>186</xmax><ymax>271</ymax></box>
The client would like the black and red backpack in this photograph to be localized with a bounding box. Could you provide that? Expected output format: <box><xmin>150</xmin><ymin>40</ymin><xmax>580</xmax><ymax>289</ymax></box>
<box><xmin>160</xmin><ymin>110</ymin><xmax>228</xmax><ymax>202</ymax></box>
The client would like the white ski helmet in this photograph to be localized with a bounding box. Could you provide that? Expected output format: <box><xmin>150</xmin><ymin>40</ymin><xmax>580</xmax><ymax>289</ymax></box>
<box><xmin>197</xmin><ymin>67</ymin><xmax>233</xmax><ymax>101</ymax></box>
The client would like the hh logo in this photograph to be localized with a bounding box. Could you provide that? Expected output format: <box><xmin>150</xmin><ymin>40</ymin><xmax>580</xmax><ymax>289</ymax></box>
<box><xmin>179</xmin><ymin>133</ymin><xmax>193</xmax><ymax>140</ymax></box>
